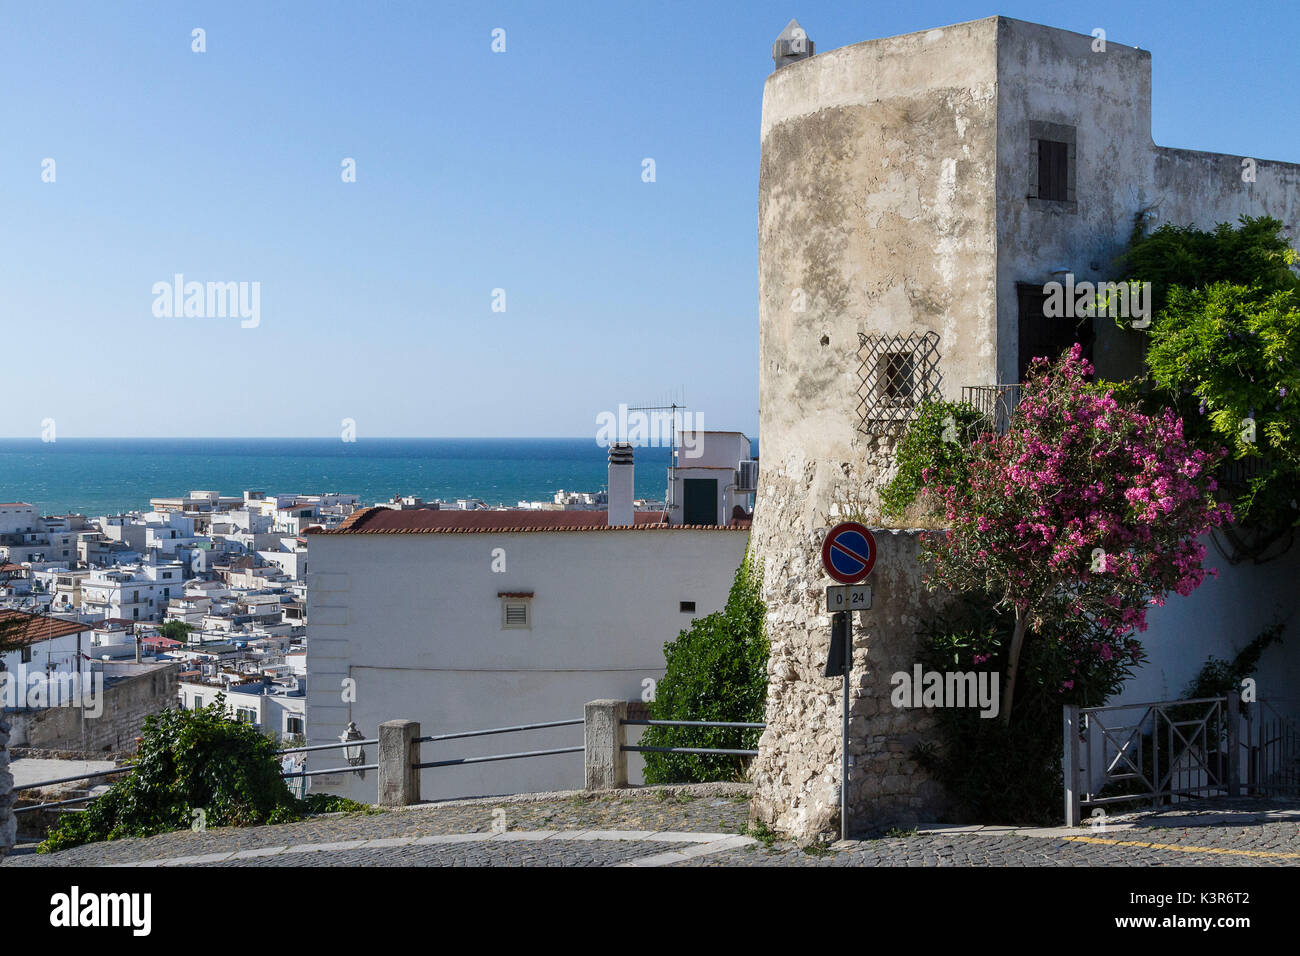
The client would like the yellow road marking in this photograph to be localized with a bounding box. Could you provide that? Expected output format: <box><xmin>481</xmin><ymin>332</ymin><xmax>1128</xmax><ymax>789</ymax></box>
<box><xmin>1063</xmin><ymin>834</ymin><xmax>1300</xmax><ymax>860</ymax></box>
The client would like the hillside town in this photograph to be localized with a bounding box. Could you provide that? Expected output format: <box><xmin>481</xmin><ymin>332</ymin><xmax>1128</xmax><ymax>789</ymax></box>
<box><xmin>0</xmin><ymin>435</ymin><xmax>749</xmax><ymax>760</ymax></box>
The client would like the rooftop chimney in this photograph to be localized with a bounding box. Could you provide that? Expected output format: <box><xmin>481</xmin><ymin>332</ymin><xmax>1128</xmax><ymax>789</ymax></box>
<box><xmin>772</xmin><ymin>19</ymin><xmax>814</xmax><ymax>71</ymax></box>
<box><xmin>607</xmin><ymin>443</ymin><xmax>635</xmax><ymax>527</ymax></box>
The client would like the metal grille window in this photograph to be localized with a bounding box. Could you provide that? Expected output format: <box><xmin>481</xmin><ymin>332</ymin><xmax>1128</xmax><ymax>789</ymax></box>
<box><xmin>856</xmin><ymin>331</ymin><xmax>942</xmax><ymax>437</ymax></box>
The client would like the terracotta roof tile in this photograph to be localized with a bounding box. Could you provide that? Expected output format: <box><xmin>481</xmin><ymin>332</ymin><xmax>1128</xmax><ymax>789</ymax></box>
<box><xmin>307</xmin><ymin>507</ymin><xmax>750</xmax><ymax>535</ymax></box>
<box><xmin>0</xmin><ymin>610</ymin><xmax>93</xmax><ymax>646</ymax></box>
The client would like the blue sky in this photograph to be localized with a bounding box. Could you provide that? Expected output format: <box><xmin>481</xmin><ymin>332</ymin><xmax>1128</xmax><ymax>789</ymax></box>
<box><xmin>2</xmin><ymin>0</ymin><xmax>1296</xmax><ymax>438</ymax></box>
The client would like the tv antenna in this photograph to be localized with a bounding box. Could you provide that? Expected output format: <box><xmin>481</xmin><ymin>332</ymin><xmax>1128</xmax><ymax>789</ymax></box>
<box><xmin>629</xmin><ymin>388</ymin><xmax>688</xmax><ymax>521</ymax></box>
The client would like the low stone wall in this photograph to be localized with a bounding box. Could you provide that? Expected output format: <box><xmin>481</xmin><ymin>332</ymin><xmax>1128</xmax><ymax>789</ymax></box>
<box><xmin>6</xmin><ymin>662</ymin><xmax>180</xmax><ymax>753</ymax></box>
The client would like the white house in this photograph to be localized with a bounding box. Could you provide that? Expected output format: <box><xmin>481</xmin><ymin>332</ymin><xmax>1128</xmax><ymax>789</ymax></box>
<box><xmin>179</xmin><ymin>673</ymin><xmax>307</xmax><ymax>740</ymax></box>
<box><xmin>0</xmin><ymin>610</ymin><xmax>96</xmax><ymax>702</ymax></box>
<box><xmin>80</xmin><ymin>562</ymin><xmax>185</xmax><ymax>622</ymax></box>
<box><xmin>303</xmin><ymin>444</ymin><xmax>752</xmax><ymax>803</ymax></box>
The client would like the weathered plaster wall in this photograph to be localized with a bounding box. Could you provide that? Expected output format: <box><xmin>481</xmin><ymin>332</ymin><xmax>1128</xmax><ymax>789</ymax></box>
<box><xmin>995</xmin><ymin>18</ymin><xmax>1300</xmax><ymax>385</ymax></box>
<box><xmin>751</xmin><ymin>19</ymin><xmax>998</xmax><ymax>838</ymax></box>
<box><xmin>994</xmin><ymin>19</ymin><xmax>1156</xmax><ymax>384</ymax></box>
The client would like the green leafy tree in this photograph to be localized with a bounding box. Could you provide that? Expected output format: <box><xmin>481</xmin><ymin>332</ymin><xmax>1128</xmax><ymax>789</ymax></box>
<box><xmin>156</xmin><ymin>619</ymin><xmax>195</xmax><ymax>642</ymax></box>
<box><xmin>1122</xmin><ymin>215</ymin><xmax>1300</xmax><ymax>535</ymax></box>
<box><xmin>1145</xmin><ymin>283</ymin><xmax>1299</xmax><ymax>528</ymax></box>
<box><xmin>640</xmin><ymin>556</ymin><xmax>768</xmax><ymax>784</ymax></box>
<box><xmin>1120</xmin><ymin>215</ymin><xmax>1299</xmax><ymax>316</ymax></box>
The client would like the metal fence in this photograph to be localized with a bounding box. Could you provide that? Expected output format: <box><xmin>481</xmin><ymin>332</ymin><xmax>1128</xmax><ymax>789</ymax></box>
<box><xmin>12</xmin><ymin>735</ymin><xmax>376</xmax><ymax>815</ymax></box>
<box><xmin>620</xmin><ymin>718</ymin><xmax>765</xmax><ymax>758</ymax></box>
<box><xmin>11</xmin><ymin>703</ymin><xmax>766</xmax><ymax>819</ymax></box>
<box><xmin>412</xmin><ymin>718</ymin><xmax>584</xmax><ymax>771</ymax></box>
<box><xmin>1245</xmin><ymin>699</ymin><xmax>1300</xmax><ymax>796</ymax></box>
<box><xmin>1064</xmin><ymin>695</ymin><xmax>1300</xmax><ymax>826</ymax></box>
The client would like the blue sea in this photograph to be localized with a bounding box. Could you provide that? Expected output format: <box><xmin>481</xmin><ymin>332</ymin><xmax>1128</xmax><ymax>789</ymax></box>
<box><xmin>0</xmin><ymin>438</ymin><xmax>720</xmax><ymax>516</ymax></box>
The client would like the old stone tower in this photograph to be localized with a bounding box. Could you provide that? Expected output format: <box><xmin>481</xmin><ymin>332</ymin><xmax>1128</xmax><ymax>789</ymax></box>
<box><xmin>749</xmin><ymin>16</ymin><xmax>1300</xmax><ymax>838</ymax></box>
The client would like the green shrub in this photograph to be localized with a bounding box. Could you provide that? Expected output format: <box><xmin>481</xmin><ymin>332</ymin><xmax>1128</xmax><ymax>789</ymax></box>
<box><xmin>879</xmin><ymin>401</ymin><xmax>986</xmax><ymax>520</ymax></box>
<box><xmin>40</xmin><ymin>694</ymin><xmax>301</xmax><ymax>853</ymax></box>
<box><xmin>640</xmin><ymin>556</ymin><xmax>768</xmax><ymax>784</ymax></box>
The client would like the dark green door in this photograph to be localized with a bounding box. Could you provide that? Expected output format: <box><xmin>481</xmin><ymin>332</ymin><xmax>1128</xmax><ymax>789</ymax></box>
<box><xmin>683</xmin><ymin>478</ymin><xmax>718</xmax><ymax>526</ymax></box>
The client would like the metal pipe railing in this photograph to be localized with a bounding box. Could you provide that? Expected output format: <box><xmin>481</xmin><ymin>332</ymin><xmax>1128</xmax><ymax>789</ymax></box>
<box><xmin>623</xmin><ymin>746</ymin><xmax>758</xmax><ymax>757</ymax></box>
<box><xmin>12</xmin><ymin>766</ymin><xmax>133</xmax><ymax>792</ymax></box>
<box><xmin>414</xmin><ymin>718</ymin><xmax>582</xmax><ymax>744</ymax></box>
<box><xmin>413</xmin><ymin>746</ymin><xmax>582</xmax><ymax>770</ymax></box>
<box><xmin>13</xmin><ymin>794</ymin><xmax>102</xmax><ymax>814</ymax></box>
<box><xmin>283</xmin><ymin>764</ymin><xmax>377</xmax><ymax>778</ymax></box>
<box><xmin>277</xmin><ymin>738</ymin><xmax>377</xmax><ymax>755</ymax></box>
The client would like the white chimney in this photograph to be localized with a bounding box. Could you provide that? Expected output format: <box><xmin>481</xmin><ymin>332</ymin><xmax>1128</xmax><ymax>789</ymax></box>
<box><xmin>607</xmin><ymin>443</ymin><xmax>635</xmax><ymax>527</ymax></box>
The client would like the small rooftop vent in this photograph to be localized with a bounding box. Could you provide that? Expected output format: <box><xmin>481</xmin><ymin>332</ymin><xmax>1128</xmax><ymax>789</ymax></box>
<box><xmin>772</xmin><ymin>18</ymin><xmax>814</xmax><ymax>70</ymax></box>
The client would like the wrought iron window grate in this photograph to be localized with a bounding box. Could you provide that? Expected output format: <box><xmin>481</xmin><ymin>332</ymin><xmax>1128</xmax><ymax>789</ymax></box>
<box><xmin>855</xmin><ymin>331</ymin><xmax>942</xmax><ymax>437</ymax></box>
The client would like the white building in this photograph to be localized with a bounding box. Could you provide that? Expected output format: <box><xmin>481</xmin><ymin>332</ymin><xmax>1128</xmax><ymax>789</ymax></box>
<box><xmin>179</xmin><ymin>673</ymin><xmax>307</xmax><ymax>740</ymax></box>
<box><xmin>303</xmin><ymin>444</ymin><xmax>751</xmax><ymax>803</ymax></box>
<box><xmin>0</xmin><ymin>610</ymin><xmax>96</xmax><ymax>698</ymax></box>
<box><xmin>80</xmin><ymin>562</ymin><xmax>185</xmax><ymax>622</ymax></box>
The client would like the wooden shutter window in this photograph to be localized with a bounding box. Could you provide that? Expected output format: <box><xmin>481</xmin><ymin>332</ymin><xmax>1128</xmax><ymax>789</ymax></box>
<box><xmin>1037</xmin><ymin>140</ymin><xmax>1069</xmax><ymax>201</ymax></box>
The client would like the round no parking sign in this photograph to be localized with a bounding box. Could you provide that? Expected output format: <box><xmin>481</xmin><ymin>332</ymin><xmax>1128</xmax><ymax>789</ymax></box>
<box><xmin>821</xmin><ymin>522</ymin><xmax>877</xmax><ymax>584</ymax></box>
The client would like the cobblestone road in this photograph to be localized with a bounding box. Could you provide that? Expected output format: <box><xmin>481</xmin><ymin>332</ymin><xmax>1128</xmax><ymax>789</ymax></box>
<box><xmin>5</xmin><ymin>787</ymin><xmax>1299</xmax><ymax>867</ymax></box>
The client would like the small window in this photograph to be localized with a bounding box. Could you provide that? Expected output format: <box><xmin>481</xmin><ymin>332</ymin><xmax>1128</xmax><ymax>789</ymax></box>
<box><xmin>501</xmin><ymin>597</ymin><xmax>531</xmax><ymax>630</ymax></box>
<box><xmin>1027</xmin><ymin>121</ymin><xmax>1077</xmax><ymax>208</ymax></box>
<box><xmin>21</xmin><ymin>646</ymin><xmax>32</xmax><ymax>663</ymax></box>
<box><xmin>285</xmin><ymin>715</ymin><xmax>305</xmax><ymax>736</ymax></box>
<box><xmin>1037</xmin><ymin>140</ymin><xmax>1069</xmax><ymax>201</ymax></box>
<box><xmin>879</xmin><ymin>352</ymin><xmax>916</xmax><ymax>407</ymax></box>
<box><xmin>680</xmin><ymin>601</ymin><xmax>696</xmax><ymax>613</ymax></box>
<box><xmin>193</xmin><ymin>695</ymin><xmax>202</xmax><ymax>709</ymax></box>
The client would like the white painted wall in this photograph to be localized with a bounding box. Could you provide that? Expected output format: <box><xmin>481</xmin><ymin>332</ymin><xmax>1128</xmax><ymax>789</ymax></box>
<box><xmin>304</xmin><ymin>528</ymin><xmax>748</xmax><ymax>802</ymax></box>
<box><xmin>1114</xmin><ymin>533</ymin><xmax>1300</xmax><ymax>709</ymax></box>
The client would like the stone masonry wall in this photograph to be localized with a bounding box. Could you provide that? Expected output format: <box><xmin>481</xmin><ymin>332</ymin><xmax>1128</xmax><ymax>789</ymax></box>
<box><xmin>6</xmin><ymin>662</ymin><xmax>180</xmax><ymax>754</ymax></box>
<box><xmin>748</xmin><ymin>455</ymin><xmax>955</xmax><ymax>838</ymax></box>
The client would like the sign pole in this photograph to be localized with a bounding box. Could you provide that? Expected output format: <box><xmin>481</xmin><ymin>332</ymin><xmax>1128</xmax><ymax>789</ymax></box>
<box><xmin>821</xmin><ymin>521</ymin><xmax>876</xmax><ymax>846</ymax></box>
<box><xmin>841</xmin><ymin>610</ymin><xmax>851</xmax><ymax>842</ymax></box>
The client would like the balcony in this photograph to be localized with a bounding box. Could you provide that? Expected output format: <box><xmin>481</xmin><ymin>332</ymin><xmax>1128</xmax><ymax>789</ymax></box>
<box><xmin>961</xmin><ymin>384</ymin><xmax>1021</xmax><ymax>435</ymax></box>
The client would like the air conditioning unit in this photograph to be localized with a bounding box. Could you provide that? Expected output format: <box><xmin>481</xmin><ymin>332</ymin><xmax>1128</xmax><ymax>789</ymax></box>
<box><xmin>736</xmin><ymin>460</ymin><xmax>759</xmax><ymax>493</ymax></box>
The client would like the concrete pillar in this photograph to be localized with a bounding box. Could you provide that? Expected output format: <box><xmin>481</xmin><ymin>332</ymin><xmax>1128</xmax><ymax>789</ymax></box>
<box><xmin>377</xmin><ymin>719</ymin><xmax>420</xmax><ymax>807</ymax></box>
<box><xmin>585</xmin><ymin>700</ymin><xmax>628</xmax><ymax>790</ymax></box>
